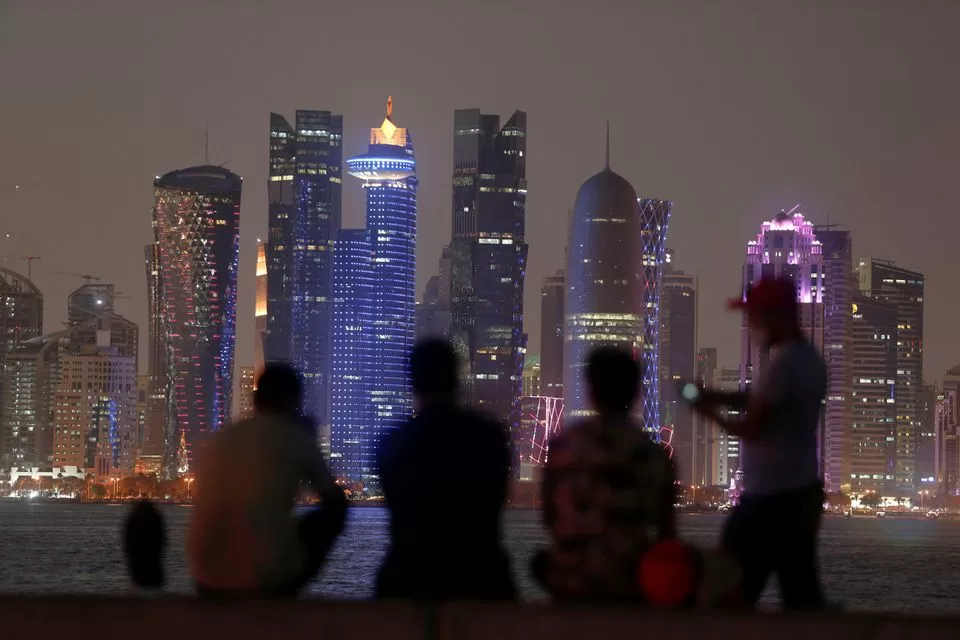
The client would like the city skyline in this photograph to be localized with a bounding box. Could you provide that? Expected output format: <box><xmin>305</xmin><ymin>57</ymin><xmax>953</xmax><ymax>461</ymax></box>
<box><xmin>2</xmin><ymin>1</ymin><xmax>958</xmax><ymax>385</ymax></box>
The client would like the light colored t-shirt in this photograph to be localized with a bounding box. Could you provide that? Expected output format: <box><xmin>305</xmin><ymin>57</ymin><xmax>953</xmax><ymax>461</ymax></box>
<box><xmin>187</xmin><ymin>414</ymin><xmax>336</xmax><ymax>592</ymax></box>
<box><xmin>742</xmin><ymin>340</ymin><xmax>826</xmax><ymax>496</ymax></box>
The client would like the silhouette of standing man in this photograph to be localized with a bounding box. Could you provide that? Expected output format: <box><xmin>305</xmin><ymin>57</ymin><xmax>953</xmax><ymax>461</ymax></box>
<box><xmin>693</xmin><ymin>277</ymin><xmax>827</xmax><ymax>610</ymax></box>
<box><xmin>375</xmin><ymin>339</ymin><xmax>515</xmax><ymax>601</ymax></box>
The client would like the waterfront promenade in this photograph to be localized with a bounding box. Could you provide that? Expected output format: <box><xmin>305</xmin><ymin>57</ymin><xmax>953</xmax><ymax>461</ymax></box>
<box><xmin>3</xmin><ymin>598</ymin><xmax>955</xmax><ymax>639</ymax></box>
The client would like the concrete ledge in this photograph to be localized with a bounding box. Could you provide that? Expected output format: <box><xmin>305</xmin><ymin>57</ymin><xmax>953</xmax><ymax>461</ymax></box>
<box><xmin>2</xmin><ymin>597</ymin><xmax>957</xmax><ymax>640</ymax></box>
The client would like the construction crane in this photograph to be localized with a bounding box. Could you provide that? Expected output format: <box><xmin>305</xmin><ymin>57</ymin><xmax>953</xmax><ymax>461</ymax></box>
<box><xmin>57</xmin><ymin>271</ymin><xmax>101</xmax><ymax>285</ymax></box>
<box><xmin>20</xmin><ymin>255</ymin><xmax>41</xmax><ymax>281</ymax></box>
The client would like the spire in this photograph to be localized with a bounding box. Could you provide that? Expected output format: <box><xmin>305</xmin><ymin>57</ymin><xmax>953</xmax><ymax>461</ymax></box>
<box><xmin>604</xmin><ymin>120</ymin><xmax>610</xmax><ymax>169</ymax></box>
<box><xmin>386</xmin><ymin>96</ymin><xmax>393</xmax><ymax>120</ymax></box>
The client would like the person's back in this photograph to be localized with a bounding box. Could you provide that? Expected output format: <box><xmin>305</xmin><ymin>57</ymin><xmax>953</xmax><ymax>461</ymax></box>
<box><xmin>537</xmin><ymin>347</ymin><xmax>675</xmax><ymax>602</ymax></box>
<box><xmin>375</xmin><ymin>339</ymin><xmax>515</xmax><ymax>601</ymax></box>
<box><xmin>188</xmin><ymin>364</ymin><xmax>346</xmax><ymax>596</ymax></box>
<box><xmin>742</xmin><ymin>339</ymin><xmax>826</xmax><ymax>496</ymax></box>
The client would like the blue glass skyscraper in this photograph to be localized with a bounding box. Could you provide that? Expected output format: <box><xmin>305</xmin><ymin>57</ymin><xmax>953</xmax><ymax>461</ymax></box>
<box><xmin>265</xmin><ymin>110</ymin><xmax>343</xmax><ymax>433</ymax></box>
<box><xmin>331</xmin><ymin>97</ymin><xmax>417</xmax><ymax>488</ymax></box>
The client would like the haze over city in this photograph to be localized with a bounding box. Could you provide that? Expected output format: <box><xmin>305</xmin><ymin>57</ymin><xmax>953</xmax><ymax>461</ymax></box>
<box><xmin>2</xmin><ymin>0</ymin><xmax>958</xmax><ymax>380</ymax></box>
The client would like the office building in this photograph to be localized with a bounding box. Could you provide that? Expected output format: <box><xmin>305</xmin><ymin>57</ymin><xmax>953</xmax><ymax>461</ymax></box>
<box><xmin>739</xmin><ymin>206</ymin><xmax>825</xmax><ymax>487</ymax></box>
<box><xmin>637</xmin><ymin>198</ymin><xmax>672</xmax><ymax>436</ymax></box>
<box><xmin>919</xmin><ymin>384</ymin><xmax>938</xmax><ymax>490</ymax></box>
<box><xmin>659</xmin><ymin>263</ymin><xmax>696</xmax><ymax>483</ymax></box>
<box><xmin>694</xmin><ymin>348</ymin><xmax>719</xmax><ymax>485</ymax></box>
<box><xmin>237</xmin><ymin>365</ymin><xmax>255</xmax><ymax>420</ymax></box>
<box><xmin>53</xmin><ymin>341</ymin><xmax>137</xmax><ymax>478</ymax></box>
<box><xmin>0</xmin><ymin>266</ymin><xmax>44</xmax><ymax>469</ymax></box>
<box><xmin>564</xmin><ymin>141</ymin><xmax>644</xmax><ymax>421</ymax></box>
<box><xmin>717</xmin><ymin>366</ymin><xmax>743</xmax><ymax>487</ymax></box>
<box><xmin>330</xmin><ymin>98</ymin><xmax>417</xmax><ymax>488</ymax></box>
<box><xmin>65</xmin><ymin>283</ymin><xmax>138</xmax><ymax>369</ymax></box>
<box><xmin>448</xmin><ymin>109</ymin><xmax>528</xmax><ymax>468</ymax></box>
<box><xmin>522</xmin><ymin>355</ymin><xmax>541</xmax><ymax>397</ymax></box>
<box><xmin>152</xmin><ymin>165</ymin><xmax>242</xmax><ymax>477</ymax></box>
<box><xmin>142</xmin><ymin>243</ymin><xmax>166</xmax><ymax>460</ymax></box>
<box><xmin>849</xmin><ymin>295</ymin><xmax>898</xmax><ymax>493</ymax></box>
<box><xmin>255</xmin><ymin>241</ymin><xmax>267</xmax><ymax>376</ymax></box>
<box><xmin>857</xmin><ymin>259</ymin><xmax>924</xmax><ymax>491</ymax></box>
<box><xmin>2</xmin><ymin>340</ymin><xmax>57</xmax><ymax>471</ymax></box>
<box><xmin>265</xmin><ymin>110</ymin><xmax>343</xmax><ymax>434</ymax></box>
<box><xmin>815</xmin><ymin>227</ymin><xmax>854</xmax><ymax>494</ymax></box>
<box><xmin>937</xmin><ymin>372</ymin><xmax>959</xmax><ymax>496</ymax></box>
<box><xmin>540</xmin><ymin>270</ymin><xmax>564</xmax><ymax>399</ymax></box>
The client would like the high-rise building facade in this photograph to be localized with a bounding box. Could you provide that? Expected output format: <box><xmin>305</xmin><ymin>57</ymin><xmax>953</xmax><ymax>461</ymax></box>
<box><xmin>857</xmin><ymin>259</ymin><xmax>924</xmax><ymax>492</ymax></box>
<box><xmin>717</xmin><ymin>366</ymin><xmax>743</xmax><ymax>486</ymax></box>
<box><xmin>564</xmin><ymin>153</ymin><xmax>644</xmax><ymax>421</ymax></box>
<box><xmin>143</xmin><ymin>243</ymin><xmax>166</xmax><ymax>460</ymax></box>
<box><xmin>919</xmin><ymin>384</ymin><xmax>938</xmax><ymax>490</ymax></box>
<box><xmin>0</xmin><ymin>266</ymin><xmax>44</xmax><ymax>469</ymax></box>
<box><xmin>330</xmin><ymin>98</ymin><xmax>417</xmax><ymax>488</ymax></box>
<box><xmin>330</xmin><ymin>229</ymin><xmax>374</xmax><ymax>482</ymax></box>
<box><xmin>694</xmin><ymin>348</ymin><xmax>719</xmax><ymax>485</ymax></box>
<box><xmin>739</xmin><ymin>207</ymin><xmax>825</xmax><ymax>487</ymax></box>
<box><xmin>637</xmin><ymin>198</ymin><xmax>672</xmax><ymax>436</ymax></box>
<box><xmin>238</xmin><ymin>365</ymin><xmax>255</xmax><ymax>420</ymax></box>
<box><xmin>448</xmin><ymin>109</ymin><xmax>528</xmax><ymax>468</ymax></box>
<box><xmin>2</xmin><ymin>340</ymin><xmax>56</xmax><ymax>471</ymax></box>
<box><xmin>152</xmin><ymin>165</ymin><xmax>242</xmax><ymax>477</ymax></box>
<box><xmin>65</xmin><ymin>283</ymin><xmax>138</xmax><ymax>367</ymax></box>
<box><xmin>53</xmin><ymin>343</ymin><xmax>137</xmax><ymax>479</ymax></box>
<box><xmin>849</xmin><ymin>294</ymin><xmax>898</xmax><ymax>493</ymax></box>
<box><xmin>254</xmin><ymin>241</ymin><xmax>267</xmax><ymax>377</ymax></box>
<box><xmin>265</xmin><ymin>110</ymin><xmax>342</xmax><ymax>434</ymax></box>
<box><xmin>540</xmin><ymin>270</ymin><xmax>564</xmax><ymax>399</ymax></box>
<box><xmin>815</xmin><ymin>228</ymin><xmax>854</xmax><ymax>493</ymax></box>
<box><xmin>659</xmin><ymin>264</ymin><xmax>696</xmax><ymax>482</ymax></box>
<box><xmin>522</xmin><ymin>355</ymin><xmax>541</xmax><ymax>397</ymax></box>
<box><xmin>937</xmin><ymin>371</ymin><xmax>959</xmax><ymax>496</ymax></box>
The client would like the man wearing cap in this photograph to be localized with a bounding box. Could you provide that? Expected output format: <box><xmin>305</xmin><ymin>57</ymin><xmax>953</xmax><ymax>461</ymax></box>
<box><xmin>692</xmin><ymin>276</ymin><xmax>827</xmax><ymax>610</ymax></box>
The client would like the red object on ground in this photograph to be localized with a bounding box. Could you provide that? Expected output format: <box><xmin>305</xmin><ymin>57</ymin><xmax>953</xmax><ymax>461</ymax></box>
<box><xmin>637</xmin><ymin>539</ymin><xmax>698</xmax><ymax>606</ymax></box>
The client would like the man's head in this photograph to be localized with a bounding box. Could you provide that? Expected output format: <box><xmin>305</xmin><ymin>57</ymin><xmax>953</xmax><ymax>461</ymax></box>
<box><xmin>254</xmin><ymin>363</ymin><xmax>303</xmax><ymax>417</ymax></box>
<box><xmin>729</xmin><ymin>277</ymin><xmax>801</xmax><ymax>347</ymax></box>
<box><xmin>410</xmin><ymin>338</ymin><xmax>459</xmax><ymax>407</ymax></box>
<box><xmin>586</xmin><ymin>347</ymin><xmax>642</xmax><ymax>415</ymax></box>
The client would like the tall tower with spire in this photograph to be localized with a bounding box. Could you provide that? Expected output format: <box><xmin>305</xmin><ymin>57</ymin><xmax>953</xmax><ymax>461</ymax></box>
<box><xmin>564</xmin><ymin>127</ymin><xmax>647</xmax><ymax>422</ymax></box>
<box><xmin>330</xmin><ymin>97</ymin><xmax>418</xmax><ymax>489</ymax></box>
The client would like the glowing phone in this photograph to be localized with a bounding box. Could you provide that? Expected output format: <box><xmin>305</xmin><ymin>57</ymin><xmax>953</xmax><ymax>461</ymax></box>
<box><xmin>680</xmin><ymin>382</ymin><xmax>701</xmax><ymax>405</ymax></box>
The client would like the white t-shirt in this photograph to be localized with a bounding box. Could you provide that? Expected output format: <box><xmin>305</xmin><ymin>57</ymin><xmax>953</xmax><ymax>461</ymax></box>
<box><xmin>187</xmin><ymin>414</ymin><xmax>336</xmax><ymax>591</ymax></box>
<box><xmin>742</xmin><ymin>340</ymin><xmax>826</xmax><ymax>496</ymax></box>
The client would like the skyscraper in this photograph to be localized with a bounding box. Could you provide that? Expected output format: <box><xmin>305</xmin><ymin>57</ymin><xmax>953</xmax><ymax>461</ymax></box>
<box><xmin>564</xmin><ymin>142</ymin><xmax>644</xmax><ymax>421</ymax></box>
<box><xmin>938</xmin><ymin>371</ymin><xmax>959</xmax><ymax>495</ymax></box>
<box><xmin>254</xmin><ymin>241</ymin><xmax>267</xmax><ymax>377</ymax></box>
<box><xmin>0</xmin><ymin>266</ymin><xmax>43</xmax><ymax>468</ymax></box>
<box><xmin>660</xmin><ymin>262</ymin><xmax>697</xmax><ymax>482</ymax></box>
<box><xmin>65</xmin><ymin>283</ymin><xmax>138</xmax><ymax>367</ymax></box>
<box><xmin>448</xmin><ymin>109</ymin><xmax>528</xmax><ymax>467</ymax></box>
<box><xmin>238</xmin><ymin>365</ymin><xmax>255</xmax><ymax>420</ymax></box>
<box><xmin>637</xmin><ymin>198</ymin><xmax>672</xmax><ymax>436</ymax></box>
<box><xmin>330</xmin><ymin>229</ymin><xmax>374</xmax><ymax>482</ymax></box>
<box><xmin>694</xmin><ymin>347</ymin><xmax>719</xmax><ymax>485</ymax></box>
<box><xmin>815</xmin><ymin>227</ymin><xmax>854</xmax><ymax>494</ymax></box>
<box><xmin>540</xmin><ymin>270</ymin><xmax>565</xmax><ymax>399</ymax></box>
<box><xmin>857</xmin><ymin>259</ymin><xmax>924</xmax><ymax>492</ymax></box>
<box><xmin>143</xmin><ymin>243</ymin><xmax>166</xmax><ymax>460</ymax></box>
<box><xmin>265</xmin><ymin>110</ymin><xmax>343</xmax><ymax>434</ymax></box>
<box><xmin>739</xmin><ymin>206</ymin><xmax>825</xmax><ymax>485</ymax></box>
<box><xmin>849</xmin><ymin>294</ymin><xmax>898</xmax><ymax>493</ymax></box>
<box><xmin>330</xmin><ymin>98</ymin><xmax>417</xmax><ymax>488</ymax></box>
<box><xmin>153</xmin><ymin>165</ymin><xmax>242</xmax><ymax>477</ymax></box>
<box><xmin>919</xmin><ymin>384</ymin><xmax>938</xmax><ymax>490</ymax></box>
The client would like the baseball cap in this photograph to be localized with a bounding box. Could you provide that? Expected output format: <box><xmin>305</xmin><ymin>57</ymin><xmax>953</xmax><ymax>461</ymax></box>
<box><xmin>728</xmin><ymin>277</ymin><xmax>798</xmax><ymax>315</ymax></box>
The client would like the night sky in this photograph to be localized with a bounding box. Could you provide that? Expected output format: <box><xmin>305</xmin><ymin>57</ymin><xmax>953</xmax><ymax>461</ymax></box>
<box><xmin>1</xmin><ymin>0</ymin><xmax>958</xmax><ymax>382</ymax></box>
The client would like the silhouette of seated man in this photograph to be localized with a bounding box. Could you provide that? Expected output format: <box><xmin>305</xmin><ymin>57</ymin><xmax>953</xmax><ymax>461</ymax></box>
<box><xmin>535</xmin><ymin>347</ymin><xmax>676</xmax><ymax>602</ymax></box>
<box><xmin>375</xmin><ymin>338</ymin><xmax>516</xmax><ymax>601</ymax></box>
<box><xmin>188</xmin><ymin>363</ymin><xmax>347</xmax><ymax>597</ymax></box>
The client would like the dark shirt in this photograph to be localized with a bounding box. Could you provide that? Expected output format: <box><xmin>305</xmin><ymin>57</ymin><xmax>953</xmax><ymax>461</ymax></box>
<box><xmin>375</xmin><ymin>403</ymin><xmax>515</xmax><ymax>601</ymax></box>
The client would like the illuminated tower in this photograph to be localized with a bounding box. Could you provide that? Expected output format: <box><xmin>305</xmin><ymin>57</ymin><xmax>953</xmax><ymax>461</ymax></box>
<box><xmin>637</xmin><ymin>198</ymin><xmax>672</xmax><ymax>437</ymax></box>
<box><xmin>331</xmin><ymin>97</ymin><xmax>417</xmax><ymax>488</ymax></box>
<box><xmin>254</xmin><ymin>241</ymin><xmax>267</xmax><ymax>377</ymax></box>
<box><xmin>857</xmin><ymin>258</ymin><xmax>924</xmax><ymax>492</ymax></box>
<box><xmin>564</xmin><ymin>132</ymin><xmax>644</xmax><ymax>422</ymax></box>
<box><xmin>153</xmin><ymin>165</ymin><xmax>242</xmax><ymax>478</ymax></box>
<box><xmin>143</xmin><ymin>243</ymin><xmax>166</xmax><ymax>460</ymax></box>
<box><xmin>739</xmin><ymin>206</ymin><xmax>825</xmax><ymax>481</ymax></box>
<box><xmin>265</xmin><ymin>110</ymin><xmax>342</xmax><ymax>434</ymax></box>
<box><xmin>448</xmin><ymin>109</ymin><xmax>528</xmax><ymax>470</ymax></box>
<box><xmin>660</xmin><ymin>262</ymin><xmax>697</xmax><ymax>477</ymax></box>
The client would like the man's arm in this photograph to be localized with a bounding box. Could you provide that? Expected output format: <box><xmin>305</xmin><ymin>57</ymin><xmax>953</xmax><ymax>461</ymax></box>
<box><xmin>699</xmin><ymin>388</ymin><xmax>750</xmax><ymax>412</ymax></box>
<box><xmin>302</xmin><ymin>438</ymin><xmax>347</xmax><ymax>531</ymax></box>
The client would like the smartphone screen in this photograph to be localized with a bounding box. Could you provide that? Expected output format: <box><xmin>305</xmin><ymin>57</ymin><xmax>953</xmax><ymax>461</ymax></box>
<box><xmin>681</xmin><ymin>383</ymin><xmax>701</xmax><ymax>404</ymax></box>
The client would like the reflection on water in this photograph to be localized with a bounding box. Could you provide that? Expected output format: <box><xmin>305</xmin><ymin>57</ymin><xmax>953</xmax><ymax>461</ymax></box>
<box><xmin>0</xmin><ymin>502</ymin><xmax>958</xmax><ymax>614</ymax></box>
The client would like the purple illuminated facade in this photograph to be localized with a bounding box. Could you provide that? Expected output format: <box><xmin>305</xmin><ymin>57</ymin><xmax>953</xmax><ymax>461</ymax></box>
<box><xmin>638</xmin><ymin>198</ymin><xmax>671</xmax><ymax>440</ymax></box>
<box><xmin>738</xmin><ymin>206</ymin><xmax>825</xmax><ymax>486</ymax></box>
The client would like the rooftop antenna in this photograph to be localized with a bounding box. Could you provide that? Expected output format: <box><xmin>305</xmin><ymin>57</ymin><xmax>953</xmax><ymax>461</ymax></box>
<box><xmin>604</xmin><ymin>121</ymin><xmax>610</xmax><ymax>169</ymax></box>
<box><xmin>204</xmin><ymin>122</ymin><xmax>209</xmax><ymax>164</ymax></box>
